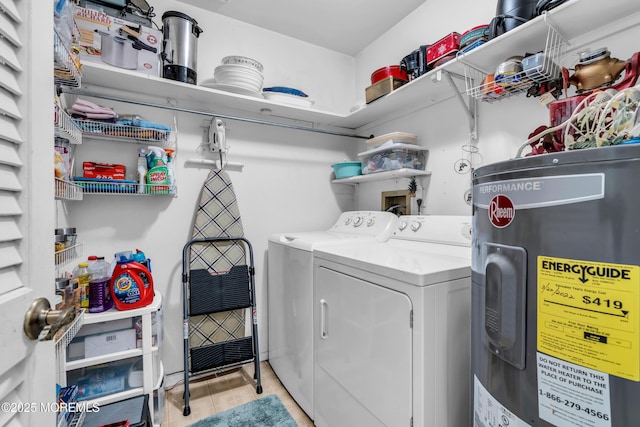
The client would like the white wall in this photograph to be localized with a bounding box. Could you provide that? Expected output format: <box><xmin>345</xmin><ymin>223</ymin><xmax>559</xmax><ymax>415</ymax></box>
<box><xmin>156</xmin><ymin>0</ymin><xmax>357</xmax><ymax>114</ymax></box>
<box><xmin>63</xmin><ymin>0</ymin><xmax>640</xmax><ymax>382</ymax></box>
<box><xmin>354</xmin><ymin>0</ymin><xmax>496</xmax><ymax>104</ymax></box>
<box><xmin>63</xmin><ymin>0</ymin><xmax>359</xmax><ymax>379</ymax></box>
<box><xmin>352</xmin><ymin>0</ymin><xmax>640</xmax><ymax>216</ymax></box>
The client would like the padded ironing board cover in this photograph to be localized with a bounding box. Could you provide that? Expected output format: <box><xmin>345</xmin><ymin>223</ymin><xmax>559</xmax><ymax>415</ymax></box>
<box><xmin>188</xmin><ymin>169</ymin><xmax>247</xmax><ymax>350</ymax></box>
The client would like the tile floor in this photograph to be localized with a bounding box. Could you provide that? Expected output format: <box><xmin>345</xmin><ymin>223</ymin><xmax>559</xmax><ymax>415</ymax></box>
<box><xmin>161</xmin><ymin>361</ymin><xmax>314</xmax><ymax>427</ymax></box>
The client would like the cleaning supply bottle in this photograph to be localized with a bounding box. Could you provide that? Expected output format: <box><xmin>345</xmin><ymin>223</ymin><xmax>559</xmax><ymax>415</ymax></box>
<box><xmin>109</xmin><ymin>250</ymin><xmax>132</xmax><ymax>277</ymax></box>
<box><xmin>145</xmin><ymin>146</ymin><xmax>169</xmax><ymax>194</ymax></box>
<box><xmin>165</xmin><ymin>148</ymin><xmax>175</xmax><ymax>194</ymax></box>
<box><xmin>72</xmin><ymin>262</ymin><xmax>91</xmax><ymax>309</ymax></box>
<box><xmin>110</xmin><ymin>256</ymin><xmax>154</xmax><ymax>310</ymax></box>
<box><xmin>89</xmin><ymin>256</ymin><xmax>113</xmax><ymax>312</ymax></box>
<box><xmin>137</xmin><ymin>148</ymin><xmax>147</xmax><ymax>194</ymax></box>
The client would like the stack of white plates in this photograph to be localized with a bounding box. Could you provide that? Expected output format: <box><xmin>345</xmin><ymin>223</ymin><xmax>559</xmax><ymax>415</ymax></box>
<box><xmin>200</xmin><ymin>56</ymin><xmax>264</xmax><ymax>97</ymax></box>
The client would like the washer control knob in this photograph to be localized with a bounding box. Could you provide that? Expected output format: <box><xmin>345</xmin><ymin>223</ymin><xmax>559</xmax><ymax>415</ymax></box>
<box><xmin>353</xmin><ymin>216</ymin><xmax>363</xmax><ymax>227</ymax></box>
<box><xmin>398</xmin><ymin>221</ymin><xmax>408</xmax><ymax>231</ymax></box>
<box><xmin>410</xmin><ymin>221</ymin><xmax>421</xmax><ymax>232</ymax></box>
<box><xmin>344</xmin><ymin>217</ymin><xmax>352</xmax><ymax>225</ymax></box>
<box><xmin>366</xmin><ymin>217</ymin><xmax>375</xmax><ymax>227</ymax></box>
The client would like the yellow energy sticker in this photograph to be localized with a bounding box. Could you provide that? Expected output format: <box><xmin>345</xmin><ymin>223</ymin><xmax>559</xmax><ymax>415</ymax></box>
<box><xmin>537</xmin><ymin>256</ymin><xmax>640</xmax><ymax>381</ymax></box>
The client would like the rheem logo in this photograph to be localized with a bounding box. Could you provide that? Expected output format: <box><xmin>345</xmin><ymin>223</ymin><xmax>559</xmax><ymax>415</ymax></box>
<box><xmin>488</xmin><ymin>195</ymin><xmax>515</xmax><ymax>228</ymax></box>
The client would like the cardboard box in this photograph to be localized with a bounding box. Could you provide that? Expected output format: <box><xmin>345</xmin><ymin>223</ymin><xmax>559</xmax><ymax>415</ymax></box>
<box><xmin>365</xmin><ymin>77</ymin><xmax>407</xmax><ymax>104</ymax></box>
<box><xmin>76</xmin><ymin>317</ymin><xmax>133</xmax><ymax>338</ymax></box>
<box><xmin>73</xmin><ymin>6</ymin><xmax>162</xmax><ymax>77</ymax></box>
<box><xmin>84</xmin><ymin>328</ymin><xmax>136</xmax><ymax>358</ymax></box>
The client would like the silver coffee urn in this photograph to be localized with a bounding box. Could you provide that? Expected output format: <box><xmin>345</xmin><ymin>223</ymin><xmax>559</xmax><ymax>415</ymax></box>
<box><xmin>161</xmin><ymin>11</ymin><xmax>202</xmax><ymax>85</ymax></box>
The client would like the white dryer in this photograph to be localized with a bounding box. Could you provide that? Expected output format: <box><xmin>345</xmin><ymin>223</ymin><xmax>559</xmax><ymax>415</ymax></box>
<box><xmin>312</xmin><ymin>215</ymin><xmax>472</xmax><ymax>427</ymax></box>
<box><xmin>267</xmin><ymin>211</ymin><xmax>398</xmax><ymax>418</ymax></box>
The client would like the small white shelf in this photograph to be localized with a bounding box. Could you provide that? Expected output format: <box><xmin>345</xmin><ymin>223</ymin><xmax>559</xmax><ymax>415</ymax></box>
<box><xmin>79</xmin><ymin>61</ymin><xmax>348</xmax><ymax>130</ymax></box>
<box><xmin>74</xmin><ymin>119</ymin><xmax>175</xmax><ymax>148</ymax></box>
<box><xmin>65</xmin><ymin>348</ymin><xmax>143</xmax><ymax>370</ymax></box>
<box><xmin>55</xmin><ymin>242</ymin><xmax>84</xmax><ymax>269</ymax></box>
<box><xmin>55</xmin><ymin>178</ymin><xmax>83</xmax><ymax>201</ymax></box>
<box><xmin>67</xmin><ymin>346</ymin><xmax>159</xmax><ymax>371</ymax></box>
<box><xmin>332</xmin><ymin>169</ymin><xmax>431</xmax><ymax>185</ymax></box>
<box><xmin>82</xmin><ymin>292</ymin><xmax>163</xmax><ymax>325</ymax></box>
<box><xmin>54</xmin><ymin>29</ymin><xmax>81</xmax><ymax>88</ymax></box>
<box><xmin>61</xmin><ymin>292</ymin><xmax>164</xmax><ymax>425</ymax></box>
<box><xmin>55</xmin><ymin>102</ymin><xmax>83</xmax><ymax>145</ymax></box>
<box><xmin>83</xmin><ymin>387</ymin><xmax>144</xmax><ymax>407</ymax></box>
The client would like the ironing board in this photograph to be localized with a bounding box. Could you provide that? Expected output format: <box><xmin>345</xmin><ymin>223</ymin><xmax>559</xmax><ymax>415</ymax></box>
<box><xmin>182</xmin><ymin>169</ymin><xmax>262</xmax><ymax>416</ymax></box>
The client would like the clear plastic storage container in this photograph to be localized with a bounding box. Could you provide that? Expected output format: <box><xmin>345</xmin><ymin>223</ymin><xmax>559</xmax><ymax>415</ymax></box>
<box><xmin>358</xmin><ymin>143</ymin><xmax>427</xmax><ymax>175</ymax></box>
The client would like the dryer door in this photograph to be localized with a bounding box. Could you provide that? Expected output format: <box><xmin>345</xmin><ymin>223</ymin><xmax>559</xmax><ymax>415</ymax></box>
<box><xmin>314</xmin><ymin>266</ymin><xmax>413</xmax><ymax>427</ymax></box>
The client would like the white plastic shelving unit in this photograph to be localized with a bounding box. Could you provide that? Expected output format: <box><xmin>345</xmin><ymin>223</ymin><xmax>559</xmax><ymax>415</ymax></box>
<box><xmin>60</xmin><ymin>292</ymin><xmax>164</xmax><ymax>426</ymax></box>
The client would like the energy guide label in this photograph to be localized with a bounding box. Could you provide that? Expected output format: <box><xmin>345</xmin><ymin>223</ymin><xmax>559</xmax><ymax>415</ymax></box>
<box><xmin>537</xmin><ymin>256</ymin><xmax>640</xmax><ymax>381</ymax></box>
<box><xmin>537</xmin><ymin>353</ymin><xmax>611</xmax><ymax>427</ymax></box>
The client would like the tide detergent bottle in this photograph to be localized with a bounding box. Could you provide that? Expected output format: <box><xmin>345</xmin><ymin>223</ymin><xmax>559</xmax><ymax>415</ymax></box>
<box><xmin>110</xmin><ymin>256</ymin><xmax>154</xmax><ymax>310</ymax></box>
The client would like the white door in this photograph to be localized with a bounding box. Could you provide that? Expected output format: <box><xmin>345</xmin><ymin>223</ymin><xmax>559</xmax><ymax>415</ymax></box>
<box><xmin>0</xmin><ymin>1</ymin><xmax>57</xmax><ymax>425</ymax></box>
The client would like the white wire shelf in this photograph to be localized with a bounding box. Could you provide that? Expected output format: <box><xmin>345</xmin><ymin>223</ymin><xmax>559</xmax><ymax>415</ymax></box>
<box><xmin>55</xmin><ymin>178</ymin><xmax>84</xmax><ymax>200</ymax></box>
<box><xmin>55</xmin><ymin>309</ymin><xmax>86</xmax><ymax>386</ymax></box>
<box><xmin>463</xmin><ymin>25</ymin><xmax>566</xmax><ymax>103</ymax></box>
<box><xmin>55</xmin><ymin>102</ymin><xmax>83</xmax><ymax>145</ymax></box>
<box><xmin>54</xmin><ymin>29</ymin><xmax>82</xmax><ymax>88</ymax></box>
<box><xmin>74</xmin><ymin>181</ymin><xmax>177</xmax><ymax>196</ymax></box>
<box><xmin>55</xmin><ymin>309</ymin><xmax>86</xmax><ymax>351</ymax></box>
<box><xmin>72</xmin><ymin>120</ymin><xmax>176</xmax><ymax>148</ymax></box>
<box><xmin>55</xmin><ymin>242</ymin><xmax>84</xmax><ymax>269</ymax></box>
<box><xmin>65</xmin><ymin>410</ymin><xmax>86</xmax><ymax>427</ymax></box>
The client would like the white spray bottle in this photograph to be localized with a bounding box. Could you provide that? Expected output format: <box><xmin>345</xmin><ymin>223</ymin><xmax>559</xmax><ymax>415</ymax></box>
<box><xmin>137</xmin><ymin>148</ymin><xmax>147</xmax><ymax>194</ymax></box>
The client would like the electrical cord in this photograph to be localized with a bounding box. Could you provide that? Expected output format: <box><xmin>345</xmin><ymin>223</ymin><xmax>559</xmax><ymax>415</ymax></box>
<box><xmin>535</xmin><ymin>0</ymin><xmax>570</xmax><ymax>16</ymax></box>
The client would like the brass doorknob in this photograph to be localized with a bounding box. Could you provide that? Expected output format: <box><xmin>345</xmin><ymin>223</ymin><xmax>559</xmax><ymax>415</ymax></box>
<box><xmin>23</xmin><ymin>297</ymin><xmax>76</xmax><ymax>341</ymax></box>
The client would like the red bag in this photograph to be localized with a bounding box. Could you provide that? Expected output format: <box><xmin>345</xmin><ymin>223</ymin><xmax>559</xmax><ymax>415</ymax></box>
<box><xmin>83</xmin><ymin>162</ymin><xmax>126</xmax><ymax>180</ymax></box>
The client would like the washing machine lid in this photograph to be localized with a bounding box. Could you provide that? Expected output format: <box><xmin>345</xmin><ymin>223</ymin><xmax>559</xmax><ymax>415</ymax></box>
<box><xmin>315</xmin><ymin>242</ymin><xmax>471</xmax><ymax>286</ymax></box>
<box><xmin>268</xmin><ymin>211</ymin><xmax>398</xmax><ymax>251</ymax></box>
<box><xmin>269</xmin><ymin>231</ymin><xmax>385</xmax><ymax>252</ymax></box>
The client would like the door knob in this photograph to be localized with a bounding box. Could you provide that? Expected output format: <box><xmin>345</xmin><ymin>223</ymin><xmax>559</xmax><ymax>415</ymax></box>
<box><xmin>23</xmin><ymin>297</ymin><xmax>76</xmax><ymax>341</ymax></box>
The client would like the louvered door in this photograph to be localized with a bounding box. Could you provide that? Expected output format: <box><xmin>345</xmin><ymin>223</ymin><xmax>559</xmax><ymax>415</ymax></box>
<box><xmin>0</xmin><ymin>0</ymin><xmax>57</xmax><ymax>425</ymax></box>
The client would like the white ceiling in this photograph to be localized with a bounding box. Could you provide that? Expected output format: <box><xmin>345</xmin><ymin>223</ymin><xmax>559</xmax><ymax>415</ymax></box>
<box><xmin>177</xmin><ymin>0</ymin><xmax>428</xmax><ymax>56</ymax></box>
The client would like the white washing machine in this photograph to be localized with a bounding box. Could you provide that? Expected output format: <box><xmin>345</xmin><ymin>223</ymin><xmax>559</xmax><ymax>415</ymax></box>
<box><xmin>267</xmin><ymin>211</ymin><xmax>398</xmax><ymax>418</ymax></box>
<box><xmin>312</xmin><ymin>215</ymin><xmax>472</xmax><ymax>427</ymax></box>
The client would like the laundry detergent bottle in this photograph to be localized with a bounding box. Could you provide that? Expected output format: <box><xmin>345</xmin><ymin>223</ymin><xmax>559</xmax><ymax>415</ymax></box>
<box><xmin>110</xmin><ymin>257</ymin><xmax>154</xmax><ymax>310</ymax></box>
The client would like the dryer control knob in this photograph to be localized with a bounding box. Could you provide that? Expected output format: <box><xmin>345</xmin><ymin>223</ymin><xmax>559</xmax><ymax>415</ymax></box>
<box><xmin>410</xmin><ymin>221</ymin><xmax>421</xmax><ymax>232</ymax></box>
<box><xmin>398</xmin><ymin>221</ymin><xmax>408</xmax><ymax>231</ymax></box>
<box><xmin>353</xmin><ymin>216</ymin><xmax>363</xmax><ymax>227</ymax></box>
<box><xmin>366</xmin><ymin>217</ymin><xmax>375</xmax><ymax>227</ymax></box>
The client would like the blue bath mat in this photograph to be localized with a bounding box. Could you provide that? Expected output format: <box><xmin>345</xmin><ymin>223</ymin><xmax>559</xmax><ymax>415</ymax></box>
<box><xmin>187</xmin><ymin>394</ymin><xmax>298</xmax><ymax>427</ymax></box>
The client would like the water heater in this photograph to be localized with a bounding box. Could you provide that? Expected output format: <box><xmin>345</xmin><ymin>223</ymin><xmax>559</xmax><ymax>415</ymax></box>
<box><xmin>471</xmin><ymin>144</ymin><xmax>640</xmax><ymax>426</ymax></box>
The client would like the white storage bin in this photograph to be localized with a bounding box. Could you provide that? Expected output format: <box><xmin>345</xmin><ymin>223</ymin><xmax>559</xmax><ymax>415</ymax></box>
<box><xmin>153</xmin><ymin>381</ymin><xmax>164</xmax><ymax>425</ymax></box>
<box><xmin>134</xmin><ymin>308</ymin><xmax>163</xmax><ymax>348</ymax></box>
<box><xmin>366</xmin><ymin>132</ymin><xmax>417</xmax><ymax>147</ymax></box>
<box><xmin>358</xmin><ymin>143</ymin><xmax>427</xmax><ymax>175</ymax></box>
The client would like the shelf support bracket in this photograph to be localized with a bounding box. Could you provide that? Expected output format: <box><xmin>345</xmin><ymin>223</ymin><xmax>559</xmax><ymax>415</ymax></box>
<box><xmin>441</xmin><ymin>70</ymin><xmax>478</xmax><ymax>141</ymax></box>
